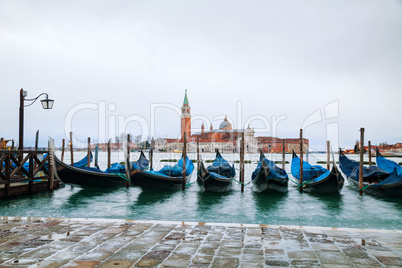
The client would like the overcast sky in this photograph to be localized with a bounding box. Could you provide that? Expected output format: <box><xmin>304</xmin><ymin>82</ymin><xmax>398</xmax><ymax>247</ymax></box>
<box><xmin>1</xmin><ymin>0</ymin><xmax>401</xmax><ymax>150</ymax></box>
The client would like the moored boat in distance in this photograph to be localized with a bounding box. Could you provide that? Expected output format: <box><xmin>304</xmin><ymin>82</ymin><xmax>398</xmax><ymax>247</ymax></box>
<box><xmin>197</xmin><ymin>150</ymin><xmax>235</xmax><ymax>192</ymax></box>
<box><xmin>291</xmin><ymin>151</ymin><xmax>344</xmax><ymax>195</ymax></box>
<box><xmin>251</xmin><ymin>151</ymin><xmax>288</xmax><ymax>193</ymax></box>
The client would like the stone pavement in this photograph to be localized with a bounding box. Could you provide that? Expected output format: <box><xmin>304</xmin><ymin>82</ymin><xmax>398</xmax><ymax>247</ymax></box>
<box><xmin>0</xmin><ymin>217</ymin><xmax>401</xmax><ymax>267</ymax></box>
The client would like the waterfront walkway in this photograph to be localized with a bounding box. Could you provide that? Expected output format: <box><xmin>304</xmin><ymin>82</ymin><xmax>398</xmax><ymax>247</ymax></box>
<box><xmin>0</xmin><ymin>217</ymin><xmax>401</xmax><ymax>267</ymax></box>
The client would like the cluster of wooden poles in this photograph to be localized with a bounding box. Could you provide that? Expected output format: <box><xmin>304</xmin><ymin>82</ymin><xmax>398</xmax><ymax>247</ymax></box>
<box><xmin>60</xmin><ymin>128</ymin><xmax>372</xmax><ymax>195</ymax></box>
<box><xmin>60</xmin><ymin>132</ymin><xmax>134</xmax><ymax>169</ymax></box>
<box><xmin>59</xmin><ymin>131</ymin><xmax>248</xmax><ymax>192</ymax></box>
<box><xmin>299</xmin><ymin>127</ymin><xmax>374</xmax><ymax>196</ymax></box>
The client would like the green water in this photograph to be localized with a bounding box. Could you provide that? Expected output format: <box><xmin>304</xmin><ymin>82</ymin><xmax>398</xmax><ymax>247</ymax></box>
<box><xmin>0</xmin><ymin>152</ymin><xmax>401</xmax><ymax>230</ymax></box>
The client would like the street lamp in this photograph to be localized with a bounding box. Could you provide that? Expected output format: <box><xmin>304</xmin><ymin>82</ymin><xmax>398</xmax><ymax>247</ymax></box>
<box><xmin>19</xmin><ymin>88</ymin><xmax>54</xmax><ymax>150</ymax></box>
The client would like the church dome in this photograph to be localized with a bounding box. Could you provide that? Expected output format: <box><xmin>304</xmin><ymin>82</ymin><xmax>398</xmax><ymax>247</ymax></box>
<box><xmin>219</xmin><ymin>116</ymin><xmax>232</xmax><ymax>130</ymax></box>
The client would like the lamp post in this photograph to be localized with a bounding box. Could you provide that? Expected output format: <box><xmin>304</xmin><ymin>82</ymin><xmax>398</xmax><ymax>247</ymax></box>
<box><xmin>18</xmin><ymin>88</ymin><xmax>54</xmax><ymax>150</ymax></box>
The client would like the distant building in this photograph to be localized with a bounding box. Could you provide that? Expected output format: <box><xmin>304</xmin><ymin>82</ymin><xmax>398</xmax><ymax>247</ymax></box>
<box><xmin>365</xmin><ymin>143</ymin><xmax>402</xmax><ymax>153</ymax></box>
<box><xmin>257</xmin><ymin>137</ymin><xmax>309</xmax><ymax>154</ymax></box>
<box><xmin>154</xmin><ymin>90</ymin><xmax>307</xmax><ymax>154</ymax></box>
<box><xmin>90</xmin><ymin>143</ymin><xmax>138</xmax><ymax>151</ymax></box>
<box><xmin>191</xmin><ymin>118</ymin><xmax>257</xmax><ymax>153</ymax></box>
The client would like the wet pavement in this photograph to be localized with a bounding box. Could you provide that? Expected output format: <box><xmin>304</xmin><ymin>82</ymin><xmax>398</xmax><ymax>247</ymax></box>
<box><xmin>0</xmin><ymin>216</ymin><xmax>401</xmax><ymax>267</ymax></box>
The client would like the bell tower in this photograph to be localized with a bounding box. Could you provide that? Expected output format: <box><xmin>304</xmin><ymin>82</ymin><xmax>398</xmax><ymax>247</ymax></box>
<box><xmin>181</xmin><ymin>89</ymin><xmax>191</xmax><ymax>139</ymax></box>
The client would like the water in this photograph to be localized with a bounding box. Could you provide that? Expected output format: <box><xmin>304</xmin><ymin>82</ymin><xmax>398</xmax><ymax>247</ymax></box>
<box><xmin>1</xmin><ymin>152</ymin><xmax>401</xmax><ymax>230</ymax></box>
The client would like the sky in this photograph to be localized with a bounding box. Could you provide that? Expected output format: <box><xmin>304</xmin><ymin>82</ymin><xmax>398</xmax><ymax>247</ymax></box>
<box><xmin>1</xmin><ymin>0</ymin><xmax>401</xmax><ymax>151</ymax></box>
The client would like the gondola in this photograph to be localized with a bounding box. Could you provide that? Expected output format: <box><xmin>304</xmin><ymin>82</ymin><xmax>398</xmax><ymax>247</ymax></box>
<box><xmin>376</xmin><ymin>149</ymin><xmax>402</xmax><ymax>175</ymax></box>
<box><xmin>291</xmin><ymin>151</ymin><xmax>344</xmax><ymax>194</ymax></box>
<box><xmin>339</xmin><ymin>149</ymin><xmax>402</xmax><ymax>197</ymax></box>
<box><xmin>197</xmin><ymin>150</ymin><xmax>235</xmax><ymax>192</ymax></box>
<box><xmin>55</xmin><ymin>153</ymin><xmax>129</xmax><ymax>188</ymax></box>
<box><xmin>376</xmin><ymin>148</ymin><xmax>402</xmax><ymax>197</ymax></box>
<box><xmin>132</xmin><ymin>150</ymin><xmax>150</xmax><ymax>171</ymax></box>
<box><xmin>129</xmin><ymin>154</ymin><xmax>194</xmax><ymax>190</ymax></box>
<box><xmin>251</xmin><ymin>151</ymin><xmax>288</xmax><ymax>193</ymax></box>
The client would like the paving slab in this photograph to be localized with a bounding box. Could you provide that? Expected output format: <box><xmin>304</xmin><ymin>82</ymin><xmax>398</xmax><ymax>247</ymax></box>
<box><xmin>0</xmin><ymin>216</ymin><xmax>401</xmax><ymax>267</ymax></box>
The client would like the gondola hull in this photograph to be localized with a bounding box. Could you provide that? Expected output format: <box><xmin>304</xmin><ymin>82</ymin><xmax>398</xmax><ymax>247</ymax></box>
<box><xmin>129</xmin><ymin>155</ymin><xmax>193</xmax><ymax>190</ymax></box>
<box><xmin>347</xmin><ymin>178</ymin><xmax>402</xmax><ymax>198</ymax></box>
<box><xmin>197</xmin><ymin>175</ymin><xmax>234</xmax><ymax>192</ymax></box>
<box><xmin>251</xmin><ymin>166</ymin><xmax>288</xmax><ymax>193</ymax></box>
<box><xmin>197</xmin><ymin>162</ymin><xmax>234</xmax><ymax>192</ymax></box>
<box><xmin>196</xmin><ymin>150</ymin><xmax>235</xmax><ymax>192</ymax></box>
<box><xmin>130</xmin><ymin>170</ymin><xmax>188</xmax><ymax>190</ymax></box>
<box><xmin>252</xmin><ymin>151</ymin><xmax>289</xmax><ymax>193</ymax></box>
<box><xmin>302</xmin><ymin>166</ymin><xmax>344</xmax><ymax>195</ymax></box>
<box><xmin>292</xmin><ymin>152</ymin><xmax>344</xmax><ymax>195</ymax></box>
<box><xmin>55</xmin><ymin>157</ymin><xmax>128</xmax><ymax>188</ymax></box>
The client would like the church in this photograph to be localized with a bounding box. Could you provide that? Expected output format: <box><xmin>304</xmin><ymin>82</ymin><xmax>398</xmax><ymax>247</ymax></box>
<box><xmin>154</xmin><ymin>90</ymin><xmax>308</xmax><ymax>153</ymax></box>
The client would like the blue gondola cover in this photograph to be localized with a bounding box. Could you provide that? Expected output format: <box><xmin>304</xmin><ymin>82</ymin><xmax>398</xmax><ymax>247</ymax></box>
<box><xmin>252</xmin><ymin>154</ymin><xmax>287</xmax><ymax>181</ymax></box>
<box><xmin>291</xmin><ymin>154</ymin><xmax>327</xmax><ymax>182</ymax></box>
<box><xmin>374</xmin><ymin>168</ymin><xmax>402</xmax><ymax>186</ymax></box>
<box><xmin>133</xmin><ymin>151</ymin><xmax>149</xmax><ymax>171</ymax></box>
<box><xmin>207</xmin><ymin>152</ymin><xmax>235</xmax><ymax>178</ymax></box>
<box><xmin>339</xmin><ymin>152</ymin><xmax>389</xmax><ymax>181</ymax></box>
<box><xmin>158</xmin><ymin>156</ymin><xmax>194</xmax><ymax>177</ymax></box>
<box><xmin>376</xmin><ymin>153</ymin><xmax>402</xmax><ymax>176</ymax></box>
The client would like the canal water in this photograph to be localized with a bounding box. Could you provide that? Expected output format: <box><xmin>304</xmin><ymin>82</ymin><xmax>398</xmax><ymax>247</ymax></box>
<box><xmin>1</xmin><ymin>152</ymin><xmax>401</xmax><ymax>230</ymax></box>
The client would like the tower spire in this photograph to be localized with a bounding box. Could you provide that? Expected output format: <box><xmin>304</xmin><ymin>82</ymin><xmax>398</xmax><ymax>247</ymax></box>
<box><xmin>183</xmin><ymin>89</ymin><xmax>189</xmax><ymax>106</ymax></box>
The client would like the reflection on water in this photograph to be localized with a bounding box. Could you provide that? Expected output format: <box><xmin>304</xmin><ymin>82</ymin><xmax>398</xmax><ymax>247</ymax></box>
<box><xmin>309</xmin><ymin>193</ymin><xmax>344</xmax><ymax>212</ymax></box>
<box><xmin>0</xmin><ymin>152</ymin><xmax>401</xmax><ymax>230</ymax></box>
<box><xmin>64</xmin><ymin>186</ymin><xmax>122</xmax><ymax>207</ymax></box>
<box><xmin>252</xmin><ymin>191</ymin><xmax>288</xmax><ymax>213</ymax></box>
<box><xmin>135</xmin><ymin>188</ymin><xmax>177</xmax><ymax>206</ymax></box>
<box><xmin>197</xmin><ymin>191</ymin><xmax>232</xmax><ymax>210</ymax></box>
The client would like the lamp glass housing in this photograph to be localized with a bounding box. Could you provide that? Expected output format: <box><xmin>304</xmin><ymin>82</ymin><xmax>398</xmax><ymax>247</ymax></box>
<box><xmin>41</xmin><ymin>98</ymin><xmax>54</xmax><ymax>109</ymax></box>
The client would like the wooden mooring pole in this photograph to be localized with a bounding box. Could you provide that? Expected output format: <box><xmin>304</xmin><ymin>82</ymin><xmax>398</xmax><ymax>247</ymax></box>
<box><xmin>69</xmin><ymin>131</ymin><xmax>74</xmax><ymax>166</ymax></box>
<box><xmin>327</xmin><ymin>140</ymin><xmax>330</xmax><ymax>170</ymax></box>
<box><xmin>240</xmin><ymin>132</ymin><xmax>245</xmax><ymax>193</ymax></box>
<box><xmin>299</xmin><ymin>129</ymin><xmax>303</xmax><ymax>193</ymax></box>
<box><xmin>107</xmin><ymin>139</ymin><xmax>111</xmax><ymax>169</ymax></box>
<box><xmin>359</xmin><ymin>128</ymin><xmax>364</xmax><ymax>196</ymax></box>
<box><xmin>126</xmin><ymin>134</ymin><xmax>131</xmax><ymax>188</ymax></box>
<box><xmin>34</xmin><ymin>130</ymin><xmax>39</xmax><ymax>170</ymax></box>
<box><xmin>368</xmin><ymin>141</ymin><xmax>372</xmax><ymax>166</ymax></box>
<box><xmin>94</xmin><ymin>143</ymin><xmax>99</xmax><ymax>167</ymax></box>
<box><xmin>282</xmin><ymin>139</ymin><xmax>285</xmax><ymax>170</ymax></box>
<box><xmin>48</xmin><ymin>139</ymin><xmax>55</xmax><ymax>191</ymax></box>
<box><xmin>182</xmin><ymin>133</ymin><xmax>187</xmax><ymax>191</ymax></box>
<box><xmin>197</xmin><ymin>136</ymin><xmax>200</xmax><ymax>173</ymax></box>
<box><xmin>61</xmin><ymin>139</ymin><xmax>65</xmax><ymax>162</ymax></box>
<box><xmin>87</xmin><ymin>137</ymin><xmax>91</xmax><ymax>167</ymax></box>
<box><xmin>29</xmin><ymin>151</ymin><xmax>33</xmax><ymax>192</ymax></box>
<box><xmin>150</xmin><ymin>138</ymin><xmax>154</xmax><ymax>170</ymax></box>
<box><xmin>35</xmin><ymin>130</ymin><xmax>39</xmax><ymax>150</ymax></box>
<box><xmin>127</xmin><ymin>134</ymin><xmax>131</xmax><ymax>164</ymax></box>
